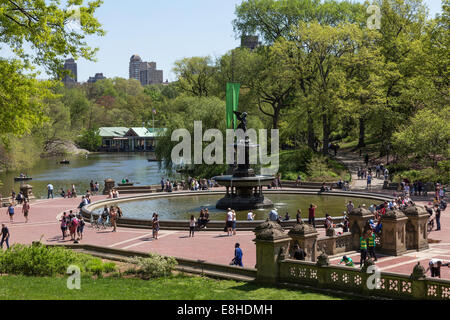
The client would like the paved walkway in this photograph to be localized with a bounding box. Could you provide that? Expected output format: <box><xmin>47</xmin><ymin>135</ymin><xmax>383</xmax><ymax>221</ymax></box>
<box><xmin>1</xmin><ymin>193</ymin><xmax>450</xmax><ymax>279</ymax></box>
<box><xmin>336</xmin><ymin>150</ymin><xmax>385</xmax><ymax>191</ymax></box>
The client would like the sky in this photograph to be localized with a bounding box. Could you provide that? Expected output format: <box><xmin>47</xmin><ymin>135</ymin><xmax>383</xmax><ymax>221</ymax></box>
<box><xmin>8</xmin><ymin>0</ymin><xmax>444</xmax><ymax>82</ymax></box>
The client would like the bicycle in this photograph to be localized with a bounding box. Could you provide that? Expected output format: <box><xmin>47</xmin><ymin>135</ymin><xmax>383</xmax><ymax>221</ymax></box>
<box><xmin>90</xmin><ymin>214</ymin><xmax>111</xmax><ymax>230</ymax></box>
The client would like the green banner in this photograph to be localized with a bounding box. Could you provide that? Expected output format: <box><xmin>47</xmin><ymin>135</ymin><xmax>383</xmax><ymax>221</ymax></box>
<box><xmin>226</xmin><ymin>82</ymin><xmax>241</xmax><ymax>130</ymax></box>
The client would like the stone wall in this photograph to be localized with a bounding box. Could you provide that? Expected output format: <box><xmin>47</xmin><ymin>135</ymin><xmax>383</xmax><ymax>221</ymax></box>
<box><xmin>279</xmin><ymin>259</ymin><xmax>450</xmax><ymax>300</ymax></box>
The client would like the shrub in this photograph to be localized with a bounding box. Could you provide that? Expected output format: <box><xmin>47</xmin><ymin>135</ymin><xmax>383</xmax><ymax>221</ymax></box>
<box><xmin>103</xmin><ymin>262</ymin><xmax>118</xmax><ymax>273</ymax></box>
<box><xmin>0</xmin><ymin>244</ymin><xmax>116</xmax><ymax>277</ymax></box>
<box><xmin>128</xmin><ymin>254</ymin><xmax>178</xmax><ymax>279</ymax></box>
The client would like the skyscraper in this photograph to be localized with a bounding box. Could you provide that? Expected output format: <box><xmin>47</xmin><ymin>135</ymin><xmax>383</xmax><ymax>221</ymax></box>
<box><xmin>129</xmin><ymin>55</ymin><xmax>163</xmax><ymax>85</ymax></box>
<box><xmin>63</xmin><ymin>58</ymin><xmax>77</xmax><ymax>86</ymax></box>
<box><xmin>87</xmin><ymin>73</ymin><xmax>106</xmax><ymax>83</ymax></box>
<box><xmin>129</xmin><ymin>54</ymin><xmax>143</xmax><ymax>81</ymax></box>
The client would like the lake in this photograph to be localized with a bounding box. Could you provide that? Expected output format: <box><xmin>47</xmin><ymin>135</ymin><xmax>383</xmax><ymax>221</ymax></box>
<box><xmin>0</xmin><ymin>153</ymin><xmax>166</xmax><ymax>199</ymax></box>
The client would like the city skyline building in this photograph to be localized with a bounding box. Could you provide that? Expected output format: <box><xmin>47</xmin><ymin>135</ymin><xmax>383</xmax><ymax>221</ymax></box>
<box><xmin>129</xmin><ymin>54</ymin><xmax>164</xmax><ymax>85</ymax></box>
<box><xmin>87</xmin><ymin>73</ymin><xmax>107</xmax><ymax>83</ymax></box>
<box><xmin>62</xmin><ymin>58</ymin><xmax>78</xmax><ymax>86</ymax></box>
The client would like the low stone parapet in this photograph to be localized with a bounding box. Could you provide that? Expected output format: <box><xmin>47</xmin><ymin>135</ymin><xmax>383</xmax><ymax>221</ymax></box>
<box><xmin>279</xmin><ymin>259</ymin><xmax>450</xmax><ymax>300</ymax></box>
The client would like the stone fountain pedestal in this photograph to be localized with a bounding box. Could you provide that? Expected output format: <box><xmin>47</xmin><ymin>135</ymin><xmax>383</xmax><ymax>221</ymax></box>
<box><xmin>214</xmin><ymin>137</ymin><xmax>274</xmax><ymax>210</ymax></box>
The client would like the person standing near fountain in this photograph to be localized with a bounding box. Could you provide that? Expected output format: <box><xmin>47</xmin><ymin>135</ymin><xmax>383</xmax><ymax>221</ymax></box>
<box><xmin>226</xmin><ymin>209</ymin><xmax>234</xmax><ymax>237</ymax></box>
<box><xmin>152</xmin><ymin>213</ymin><xmax>160</xmax><ymax>240</ymax></box>
<box><xmin>308</xmin><ymin>204</ymin><xmax>317</xmax><ymax>228</ymax></box>
<box><xmin>189</xmin><ymin>215</ymin><xmax>197</xmax><ymax>237</ymax></box>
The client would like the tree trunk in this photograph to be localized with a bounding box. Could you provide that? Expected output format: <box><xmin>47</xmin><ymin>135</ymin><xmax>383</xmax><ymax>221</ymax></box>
<box><xmin>322</xmin><ymin>112</ymin><xmax>330</xmax><ymax>156</ymax></box>
<box><xmin>272</xmin><ymin>104</ymin><xmax>280</xmax><ymax>130</ymax></box>
<box><xmin>358</xmin><ymin>117</ymin><xmax>366</xmax><ymax>148</ymax></box>
<box><xmin>307</xmin><ymin>109</ymin><xmax>315</xmax><ymax>150</ymax></box>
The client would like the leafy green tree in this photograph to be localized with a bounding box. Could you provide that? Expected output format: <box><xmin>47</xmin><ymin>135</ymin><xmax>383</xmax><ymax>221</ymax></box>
<box><xmin>392</xmin><ymin>106</ymin><xmax>450</xmax><ymax>167</ymax></box>
<box><xmin>0</xmin><ymin>0</ymin><xmax>104</xmax><ymax>74</ymax></box>
<box><xmin>76</xmin><ymin>127</ymin><xmax>101</xmax><ymax>151</ymax></box>
<box><xmin>173</xmin><ymin>57</ymin><xmax>217</xmax><ymax>97</ymax></box>
<box><xmin>279</xmin><ymin>22</ymin><xmax>364</xmax><ymax>155</ymax></box>
<box><xmin>233</xmin><ymin>0</ymin><xmax>365</xmax><ymax>44</ymax></box>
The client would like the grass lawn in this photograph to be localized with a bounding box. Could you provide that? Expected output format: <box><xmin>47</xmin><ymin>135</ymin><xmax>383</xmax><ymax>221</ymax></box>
<box><xmin>0</xmin><ymin>274</ymin><xmax>342</xmax><ymax>300</ymax></box>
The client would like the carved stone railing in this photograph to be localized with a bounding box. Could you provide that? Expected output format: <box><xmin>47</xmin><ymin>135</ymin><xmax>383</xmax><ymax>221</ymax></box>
<box><xmin>316</xmin><ymin>233</ymin><xmax>353</xmax><ymax>256</ymax></box>
<box><xmin>279</xmin><ymin>259</ymin><xmax>450</xmax><ymax>300</ymax></box>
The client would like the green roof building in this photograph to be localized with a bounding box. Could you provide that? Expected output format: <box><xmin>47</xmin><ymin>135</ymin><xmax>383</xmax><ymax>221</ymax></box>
<box><xmin>99</xmin><ymin>127</ymin><xmax>166</xmax><ymax>152</ymax></box>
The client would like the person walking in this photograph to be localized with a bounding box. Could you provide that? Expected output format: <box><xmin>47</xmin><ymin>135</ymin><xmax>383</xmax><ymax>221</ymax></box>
<box><xmin>7</xmin><ymin>203</ymin><xmax>15</xmax><ymax>222</ymax></box>
<box><xmin>77</xmin><ymin>216</ymin><xmax>85</xmax><ymax>240</ymax></box>
<box><xmin>110</xmin><ymin>207</ymin><xmax>117</xmax><ymax>233</ymax></box>
<box><xmin>367</xmin><ymin>174</ymin><xmax>373</xmax><ymax>191</ymax></box>
<box><xmin>189</xmin><ymin>215</ymin><xmax>196</xmax><ymax>237</ymax></box>
<box><xmin>296</xmin><ymin>210</ymin><xmax>302</xmax><ymax>224</ymax></box>
<box><xmin>152</xmin><ymin>213</ymin><xmax>160</xmax><ymax>240</ymax></box>
<box><xmin>231</xmin><ymin>243</ymin><xmax>243</xmax><ymax>267</ymax></box>
<box><xmin>434</xmin><ymin>205</ymin><xmax>441</xmax><ymax>231</ymax></box>
<box><xmin>22</xmin><ymin>200</ymin><xmax>30</xmax><ymax>223</ymax></box>
<box><xmin>47</xmin><ymin>183</ymin><xmax>54</xmax><ymax>199</ymax></box>
<box><xmin>367</xmin><ymin>230</ymin><xmax>378</xmax><ymax>261</ymax></box>
<box><xmin>60</xmin><ymin>212</ymin><xmax>68</xmax><ymax>240</ymax></box>
<box><xmin>0</xmin><ymin>224</ymin><xmax>10</xmax><ymax>250</ymax></box>
<box><xmin>360</xmin><ymin>234</ymin><xmax>368</xmax><ymax>267</ymax></box>
<box><xmin>226</xmin><ymin>208</ymin><xmax>233</xmax><ymax>237</ymax></box>
<box><xmin>308</xmin><ymin>204</ymin><xmax>317</xmax><ymax>228</ymax></box>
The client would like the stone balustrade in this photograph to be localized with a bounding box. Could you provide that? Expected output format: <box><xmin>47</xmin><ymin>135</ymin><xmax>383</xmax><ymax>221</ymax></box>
<box><xmin>279</xmin><ymin>259</ymin><xmax>450</xmax><ymax>300</ymax></box>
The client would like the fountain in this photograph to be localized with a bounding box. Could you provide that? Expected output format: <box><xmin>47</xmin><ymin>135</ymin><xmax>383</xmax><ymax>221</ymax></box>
<box><xmin>213</xmin><ymin>111</ymin><xmax>274</xmax><ymax>210</ymax></box>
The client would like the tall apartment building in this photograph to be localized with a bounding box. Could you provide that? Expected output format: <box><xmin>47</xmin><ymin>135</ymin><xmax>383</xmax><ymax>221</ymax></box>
<box><xmin>63</xmin><ymin>58</ymin><xmax>78</xmax><ymax>86</ymax></box>
<box><xmin>129</xmin><ymin>54</ymin><xmax>163</xmax><ymax>85</ymax></box>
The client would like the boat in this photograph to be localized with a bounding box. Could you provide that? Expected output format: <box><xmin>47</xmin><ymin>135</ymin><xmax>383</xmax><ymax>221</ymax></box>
<box><xmin>60</xmin><ymin>160</ymin><xmax>70</xmax><ymax>165</ymax></box>
<box><xmin>147</xmin><ymin>159</ymin><xmax>161</xmax><ymax>162</ymax></box>
<box><xmin>14</xmin><ymin>177</ymin><xmax>33</xmax><ymax>182</ymax></box>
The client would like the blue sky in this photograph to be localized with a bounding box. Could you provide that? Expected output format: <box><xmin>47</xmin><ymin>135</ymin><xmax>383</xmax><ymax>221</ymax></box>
<box><xmin>28</xmin><ymin>0</ymin><xmax>447</xmax><ymax>82</ymax></box>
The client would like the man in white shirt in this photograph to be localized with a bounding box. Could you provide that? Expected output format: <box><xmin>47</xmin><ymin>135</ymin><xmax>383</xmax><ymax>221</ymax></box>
<box><xmin>247</xmin><ymin>211</ymin><xmax>255</xmax><ymax>221</ymax></box>
<box><xmin>47</xmin><ymin>183</ymin><xmax>54</xmax><ymax>199</ymax></box>
<box><xmin>226</xmin><ymin>209</ymin><xmax>234</xmax><ymax>236</ymax></box>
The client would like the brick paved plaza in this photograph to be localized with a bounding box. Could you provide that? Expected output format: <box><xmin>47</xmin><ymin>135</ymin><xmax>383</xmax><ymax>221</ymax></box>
<box><xmin>1</xmin><ymin>191</ymin><xmax>449</xmax><ymax>279</ymax></box>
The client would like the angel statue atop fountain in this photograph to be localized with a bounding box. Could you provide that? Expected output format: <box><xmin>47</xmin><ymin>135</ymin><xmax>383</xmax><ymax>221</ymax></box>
<box><xmin>233</xmin><ymin>111</ymin><xmax>248</xmax><ymax>132</ymax></box>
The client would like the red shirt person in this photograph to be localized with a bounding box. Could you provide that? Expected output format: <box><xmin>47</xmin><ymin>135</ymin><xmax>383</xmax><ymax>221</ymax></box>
<box><xmin>308</xmin><ymin>204</ymin><xmax>317</xmax><ymax>228</ymax></box>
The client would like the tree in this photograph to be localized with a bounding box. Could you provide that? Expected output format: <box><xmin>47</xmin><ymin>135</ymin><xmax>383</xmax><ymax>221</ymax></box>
<box><xmin>173</xmin><ymin>57</ymin><xmax>217</xmax><ymax>97</ymax></box>
<box><xmin>76</xmin><ymin>127</ymin><xmax>101</xmax><ymax>151</ymax></box>
<box><xmin>233</xmin><ymin>0</ymin><xmax>365</xmax><ymax>44</ymax></box>
<box><xmin>279</xmin><ymin>22</ymin><xmax>364</xmax><ymax>155</ymax></box>
<box><xmin>392</xmin><ymin>106</ymin><xmax>450</xmax><ymax>167</ymax></box>
<box><xmin>0</xmin><ymin>0</ymin><xmax>104</xmax><ymax>148</ymax></box>
<box><xmin>0</xmin><ymin>59</ymin><xmax>54</xmax><ymax>138</ymax></box>
<box><xmin>0</xmin><ymin>0</ymin><xmax>104</xmax><ymax>74</ymax></box>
